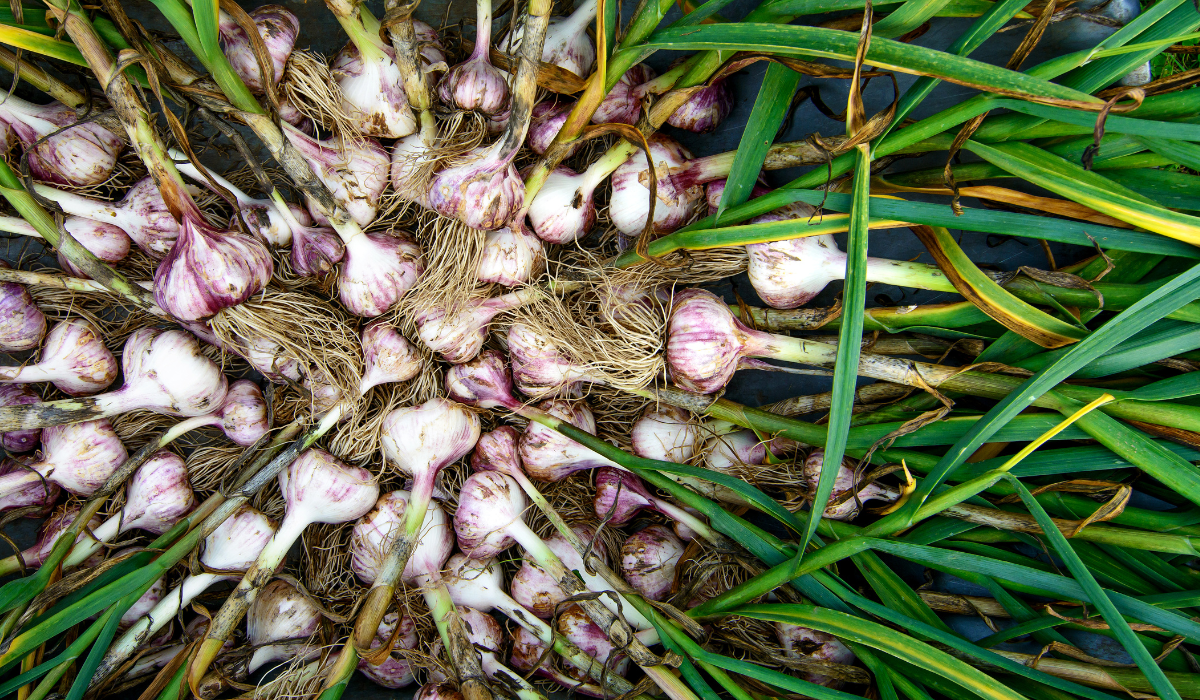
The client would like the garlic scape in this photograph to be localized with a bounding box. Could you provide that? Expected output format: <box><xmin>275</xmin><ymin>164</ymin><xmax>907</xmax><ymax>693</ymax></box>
<box><xmin>0</xmin><ymin>328</ymin><xmax>228</xmax><ymax>432</ymax></box>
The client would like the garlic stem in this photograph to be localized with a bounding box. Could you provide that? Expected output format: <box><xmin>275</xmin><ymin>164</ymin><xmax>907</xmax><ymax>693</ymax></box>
<box><xmin>472</xmin><ymin>0</ymin><xmax>493</xmax><ymax>62</ymax></box>
<box><xmin>421</xmin><ymin>575</ymin><xmax>494</xmax><ymax>700</ymax></box>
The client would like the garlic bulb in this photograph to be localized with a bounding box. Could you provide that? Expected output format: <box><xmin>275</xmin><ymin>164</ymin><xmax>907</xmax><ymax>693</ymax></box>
<box><xmin>0</xmin><ymin>419</ymin><xmax>126</xmax><ymax>499</ymax></box>
<box><xmin>350</xmin><ymin>490</ymin><xmax>454</xmax><ymax>585</ymax></box>
<box><xmin>526</xmin><ymin>166</ymin><xmax>595</xmax><ymax>244</ymax></box>
<box><xmin>0</xmin><ymin>262</ymin><xmax>45</xmax><ymax>352</ymax></box>
<box><xmin>14</xmin><ymin>505</ymin><xmax>103</xmax><ymax>569</ymax></box>
<box><xmin>192</xmin><ymin>379</ymin><xmax>271</xmax><ymax>446</ymax></box>
<box><xmin>500</xmin><ymin>0</ymin><xmax>596</xmax><ymax>77</ymax></box>
<box><xmin>592</xmin><ymin>64</ymin><xmax>654</xmax><ymax>125</ymax></box>
<box><xmin>92</xmin><ymin>328</ymin><xmax>229</xmax><ymax>418</ymax></box>
<box><xmin>332</xmin><ymin>40</ymin><xmax>417</xmax><ymax>138</ymax></box>
<box><xmin>518</xmin><ymin>399</ymin><xmax>618</xmax><ymax>481</ymax></box>
<box><xmin>0</xmin><ymin>318</ymin><xmax>115</xmax><ymax>395</ymax></box>
<box><xmin>35</xmin><ymin>178</ymin><xmax>182</xmax><ymax>257</ymax></box>
<box><xmin>507</xmin><ymin>322</ymin><xmax>601</xmax><ymax>398</ymax></box>
<box><xmin>389</xmin><ymin>134</ymin><xmax>433</xmax><ymax>206</ymax></box>
<box><xmin>802</xmin><ymin>449</ymin><xmax>897</xmax><ymax>520</ymax></box>
<box><xmin>174</xmin><ymin>155</ymin><xmax>311</xmax><ymax>248</ymax></box>
<box><xmin>0</xmin><ymin>95</ymin><xmax>122</xmax><ymax>186</ymax></box>
<box><xmin>415</xmin><ymin>289</ymin><xmax>537</xmax><ymax>363</ymax></box>
<box><xmin>528</xmin><ymin>100</ymin><xmax>573</xmax><ymax>155</ymax></box>
<box><xmin>246</xmin><ymin>579</ymin><xmax>323</xmax><ymax>673</ymax></box>
<box><xmin>665</xmin><ymin>288</ymin><xmax>764</xmax><ymax>393</ymax></box>
<box><xmin>610</xmin><ymin>133</ymin><xmax>701</xmax><ymax>238</ymax></box>
<box><xmin>620</xmin><ymin>524</ymin><xmax>684</xmax><ymax>601</ymax></box>
<box><xmin>381</xmin><ymin>399</ymin><xmax>481</xmax><ymax>519</ymax></box>
<box><xmin>153</xmin><ymin>207</ymin><xmax>273</xmax><ymax>321</ymax></box>
<box><xmin>0</xmin><ymin>458</ymin><xmax>58</xmax><ymax>513</ymax></box>
<box><xmin>437</xmin><ymin>0</ymin><xmax>509</xmax><ymax>116</ymax></box>
<box><xmin>339</xmin><ymin>231</ymin><xmax>425</xmax><ymax>317</ymax></box>
<box><xmin>290</xmin><ymin>224</ymin><xmax>345</xmax><ymax>276</ymax></box>
<box><xmin>118</xmin><ymin>565</ymin><xmax>166</xmax><ymax>628</ymax></box>
<box><xmin>477</xmin><ymin>221</ymin><xmax>544</xmax><ymax>286</ymax></box>
<box><xmin>470</xmin><ymin>426</ymin><xmax>521</xmax><ymax>474</ymax></box>
<box><xmin>666</xmin><ymin>78</ymin><xmax>733</xmax><ymax>133</ymax></box>
<box><xmin>358</xmin><ymin>612</ymin><xmax>419</xmax><ymax>688</ymax></box>
<box><xmin>0</xmin><ymin>215</ymin><xmax>129</xmax><ymax>277</ymax></box>
<box><xmin>556</xmin><ymin>605</ymin><xmax>629</xmax><ymax>677</ymax></box>
<box><xmin>453</xmin><ymin>470</ymin><xmax>526</xmax><ymax>559</ymax></box>
<box><xmin>360</xmin><ymin>321</ymin><xmax>422</xmax><ymax>394</ymax></box>
<box><xmin>593</xmin><ymin>467</ymin><xmax>715</xmax><ymax>542</ymax></box>
<box><xmin>444</xmin><ymin>349</ymin><xmax>523</xmax><ymax>412</ymax></box>
<box><xmin>428</xmin><ymin>143</ymin><xmax>524</xmax><ymax>230</ymax></box>
<box><xmin>776</xmin><ymin>623</ymin><xmax>857</xmax><ymax>686</ymax></box>
<box><xmin>218</xmin><ymin>5</ymin><xmax>299</xmax><ymax>92</ymax></box>
<box><xmin>283</xmin><ymin>123</ymin><xmax>390</xmax><ymax>228</ymax></box>
<box><xmin>414</xmin><ymin>20</ymin><xmax>449</xmax><ymax>76</ymax></box>
<box><xmin>630</xmin><ymin>405</ymin><xmax>702</xmax><ymax>463</ymax></box>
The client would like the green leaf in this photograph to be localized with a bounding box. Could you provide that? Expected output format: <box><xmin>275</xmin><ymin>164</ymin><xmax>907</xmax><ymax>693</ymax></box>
<box><xmin>191</xmin><ymin>0</ymin><xmax>221</xmax><ymax>64</ymax></box>
<box><xmin>871</xmin><ymin>0</ymin><xmax>955</xmax><ymax>38</ymax></box>
<box><xmin>806</xmin><ymin>144</ymin><xmax>871</xmax><ymax>555</ymax></box>
<box><xmin>715</xmin><ymin>62</ymin><xmax>801</xmax><ymax>223</ymax></box>
<box><xmin>733</xmin><ymin>605</ymin><xmax>1030</xmax><ymax>700</ymax></box>
<box><xmin>637</xmin><ymin>24</ymin><xmax>1100</xmax><ymax>103</ymax></box>
<box><xmin>1004</xmin><ymin>476</ymin><xmax>1183</xmax><ymax>700</ymax></box>
<box><xmin>850</xmin><ymin>551</ymin><xmax>953</xmax><ymax>633</ymax></box>
<box><xmin>0</xmin><ymin>24</ymin><xmax>85</xmax><ymax>65</ymax></box>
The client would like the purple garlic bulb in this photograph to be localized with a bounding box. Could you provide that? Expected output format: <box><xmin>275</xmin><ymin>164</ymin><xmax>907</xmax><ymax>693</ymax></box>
<box><xmin>359</xmin><ymin>612</ymin><xmax>419</xmax><ymax>688</ymax></box>
<box><xmin>470</xmin><ymin>426</ymin><xmax>521</xmax><ymax>475</ymax></box>
<box><xmin>0</xmin><ymin>262</ymin><xmax>45</xmax><ymax>352</ymax></box>
<box><xmin>201</xmin><ymin>505</ymin><xmax>277</xmax><ymax>572</ymax></box>
<box><xmin>453</xmin><ymin>470</ymin><xmax>527</xmax><ymax>559</ymax></box>
<box><xmin>92</xmin><ymin>328</ymin><xmax>229</xmax><ymax>419</ymax></box>
<box><xmin>414</xmin><ymin>20</ymin><xmax>449</xmax><ymax>76</ymax></box>
<box><xmin>218</xmin><ymin>5</ymin><xmax>299</xmax><ymax>92</ymax></box>
<box><xmin>380</xmin><ymin>398</ymin><xmax>481</xmax><ymax>507</ymax></box>
<box><xmin>705</xmin><ymin>430</ymin><xmax>767</xmax><ymax>473</ymax></box>
<box><xmin>506</xmin><ymin>323</ymin><xmax>601</xmax><ymax>398</ymax></box>
<box><xmin>610</xmin><ymin>133</ymin><xmax>701</xmax><ymax>238</ymax></box>
<box><xmin>630</xmin><ymin>406</ymin><xmax>701</xmax><ymax>463</ymax></box>
<box><xmin>36</xmin><ymin>178</ymin><xmax>181</xmax><ymax>258</ymax></box>
<box><xmin>802</xmin><ymin>449</ymin><xmax>896</xmax><ymax>520</ymax></box>
<box><xmin>518</xmin><ymin>399</ymin><xmax>618</xmax><ymax>481</ymax></box>
<box><xmin>527</xmin><ymin>165</ymin><xmax>598</xmax><ymax>245</ymax></box>
<box><xmin>429</xmin><ymin>143</ymin><xmax>524</xmax><ymax>231</ymax></box>
<box><xmin>153</xmin><ymin>207</ymin><xmax>273</xmax><ymax>321</ymax></box>
<box><xmin>666</xmin><ymin>78</ymin><xmax>733</xmax><ymax>133</ymax></box>
<box><xmin>0</xmin><ymin>457</ymin><xmax>58</xmax><ymax>514</ymax></box>
<box><xmin>204</xmin><ymin>379</ymin><xmax>270</xmax><ymax>446</ymax></box>
<box><xmin>477</xmin><ymin>221</ymin><xmax>544</xmax><ymax>286</ymax></box>
<box><xmin>350</xmin><ymin>490</ymin><xmax>453</xmax><ymax>584</ymax></box>
<box><xmin>510</xmin><ymin>525</ymin><xmax>607</xmax><ymax>619</ymax></box>
<box><xmin>332</xmin><ymin>41</ymin><xmax>417</xmax><ymax>139</ymax></box>
<box><xmin>0</xmin><ymin>318</ymin><xmax>116</xmax><ymax>395</ymax></box>
<box><xmin>119</xmin><ymin>451</ymin><xmax>195</xmax><ymax>534</ymax></box>
<box><xmin>290</xmin><ymin>224</ymin><xmax>345</xmax><ymax>276</ymax></box>
<box><xmin>283</xmin><ymin>123</ymin><xmax>390</xmax><ymax>228</ymax></box>
<box><xmin>592</xmin><ymin>64</ymin><xmax>654</xmax><ymax>126</ymax></box>
<box><xmin>246</xmin><ymin>579</ymin><xmax>323</xmax><ymax>674</ymax></box>
<box><xmin>360</xmin><ymin>321</ymin><xmax>422</xmax><ymax>394</ymax></box>
<box><xmin>0</xmin><ymin>95</ymin><xmax>122</xmax><ymax>186</ymax></box>
<box><xmin>776</xmin><ymin>623</ymin><xmax>857</xmax><ymax>686</ymax></box>
<box><xmin>438</xmin><ymin>1</ymin><xmax>508</xmax><ymax>118</ymax></box>
<box><xmin>592</xmin><ymin>467</ymin><xmax>656</xmax><ymax>524</ymax></box>
<box><xmin>339</xmin><ymin>231</ymin><xmax>425</xmax><ymax>317</ymax></box>
<box><xmin>415</xmin><ymin>289</ymin><xmax>536</xmax><ymax>363</ymax></box>
<box><xmin>666</xmin><ymin>288</ymin><xmax>777</xmax><ymax>394</ymax></box>
<box><xmin>501</xmin><ymin>0</ymin><xmax>596</xmax><ymax>76</ymax></box>
<box><xmin>444</xmin><ymin>349</ymin><xmax>523</xmax><ymax>412</ymax></box>
<box><xmin>620</xmin><ymin>524</ymin><xmax>684</xmax><ymax>601</ymax></box>
<box><xmin>17</xmin><ymin>505</ymin><xmax>103</xmax><ymax>568</ymax></box>
<box><xmin>528</xmin><ymin>101</ymin><xmax>573</xmax><ymax>155</ymax></box>
<box><xmin>0</xmin><ymin>419</ymin><xmax>127</xmax><ymax>498</ymax></box>
<box><xmin>52</xmin><ymin>217</ymin><xmax>132</xmax><ymax>278</ymax></box>
<box><xmin>557</xmin><ymin>605</ymin><xmax>629</xmax><ymax>677</ymax></box>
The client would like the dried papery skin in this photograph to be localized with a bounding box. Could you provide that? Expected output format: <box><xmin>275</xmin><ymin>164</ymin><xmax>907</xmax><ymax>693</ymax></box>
<box><xmin>97</xmin><ymin>328</ymin><xmax>229</xmax><ymax>418</ymax></box>
<box><xmin>477</xmin><ymin>221</ymin><xmax>544</xmax><ymax>286</ymax></box>
<box><xmin>666</xmin><ymin>79</ymin><xmax>733</xmax><ymax>133</ymax></box>
<box><xmin>415</xmin><ymin>290</ymin><xmax>536</xmax><ymax>364</ymax></box>
<box><xmin>776</xmin><ymin>623</ymin><xmax>857</xmax><ymax>686</ymax></box>
<box><xmin>290</xmin><ymin>224</ymin><xmax>345</xmax><ymax>276</ymax></box>
<box><xmin>528</xmin><ymin>101</ymin><xmax>572</xmax><ymax>155</ymax></box>
<box><xmin>339</xmin><ymin>231</ymin><xmax>425</xmax><ymax>317</ymax></box>
<box><xmin>211</xmin><ymin>380</ymin><xmax>270</xmax><ymax>446</ymax></box>
<box><xmin>413</xmin><ymin>20</ymin><xmax>449</xmax><ymax>76</ymax></box>
<box><xmin>802</xmin><ymin>449</ymin><xmax>896</xmax><ymax>521</ymax></box>
<box><xmin>360</xmin><ymin>321</ymin><xmax>422</xmax><ymax>394</ymax></box>
<box><xmin>18</xmin><ymin>419</ymin><xmax>127</xmax><ymax>495</ymax></box>
<box><xmin>358</xmin><ymin>612</ymin><xmax>419</xmax><ymax>688</ymax></box>
<box><xmin>36</xmin><ymin>177</ymin><xmax>182</xmax><ymax>257</ymax></box>
<box><xmin>333</xmin><ymin>41</ymin><xmax>417</xmax><ymax>138</ymax></box>
<box><xmin>0</xmin><ymin>121</ymin><xmax>14</xmax><ymax>153</ymax></box>
<box><xmin>120</xmin><ymin>451</ymin><xmax>194</xmax><ymax>534</ymax></box>
<box><xmin>630</xmin><ymin>405</ymin><xmax>701</xmax><ymax>463</ymax></box>
<box><xmin>506</xmin><ymin>323</ymin><xmax>598</xmax><ymax>398</ymax></box>
<box><xmin>0</xmin><ymin>263</ymin><xmax>45</xmax><ymax>353</ymax></box>
<box><xmin>0</xmin><ymin>458</ymin><xmax>57</xmax><ymax>513</ymax></box>
<box><xmin>453</xmin><ymin>470</ymin><xmax>526</xmax><ymax>558</ymax></box>
<box><xmin>428</xmin><ymin>143</ymin><xmax>524</xmax><ymax>231</ymax></box>
<box><xmin>0</xmin><ymin>318</ymin><xmax>115</xmax><ymax>396</ymax></box>
<box><xmin>415</xmin><ymin>681</ymin><xmax>465</xmax><ymax>700</ymax></box>
<box><xmin>350</xmin><ymin>490</ymin><xmax>453</xmax><ymax>584</ymax></box>
<box><xmin>592</xmin><ymin>64</ymin><xmax>654</xmax><ymax>126</ymax></box>
<box><xmin>0</xmin><ymin>95</ymin><xmax>122</xmax><ymax>186</ymax></box>
<box><xmin>53</xmin><ymin>217</ymin><xmax>132</xmax><ymax>277</ymax></box>
<box><xmin>620</xmin><ymin>525</ymin><xmax>684</xmax><ymax>601</ymax></box>
<box><xmin>219</xmin><ymin>4</ymin><xmax>299</xmax><ymax>92</ymax></box>
<box><xmin>527</xmin><ymin>166</ymin><xmax>596</xmax><ymax>244</ymax></box>
<box><xmin>443</xmin><ymin>349</ymin><xmax>522</xmax><ymax>411</ymax></box>
<box><xmin>610</xmin><ymin>132</ymin><xmax>700</xmax><ymax>238</ymax></box>
<box><xmin>518</xmin><ymin>399</ymin><xmax>617</xmax><ymax>481</ymax></box>
<box><xmin>19</xmin><ymin>506</ymin><xmax>103</xmax><ymax>568</ymax></box>
<box><xmin>246</xmin><ymin>579</ymin><xmax>323</xmax><ymax>673</ymax></box>
<box><xmin>283</xmin><ymin>123</ymin><xmax>390</xmax><ymax>228</ymax></box>
<box><xmin>152</xmin><ymin>209</ymin><xmax>273</xmax><ymax>321</ymax></box>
